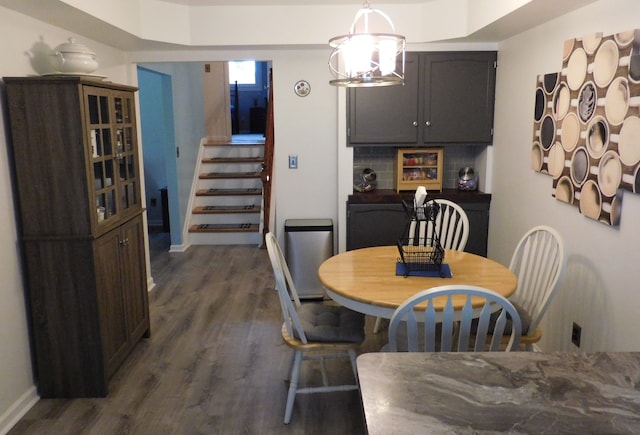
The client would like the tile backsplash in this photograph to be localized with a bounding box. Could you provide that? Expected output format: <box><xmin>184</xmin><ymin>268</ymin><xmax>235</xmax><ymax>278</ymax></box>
<box><xmin>353</xmin><ymin>145</ymin><xmax>486</xmax><ymax>190</ymax></box>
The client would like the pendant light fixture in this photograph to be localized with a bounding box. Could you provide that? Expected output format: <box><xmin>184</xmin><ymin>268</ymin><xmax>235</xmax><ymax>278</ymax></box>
<box><xmin>329</xmin><ymin>1</ymin><xmax>406</xmax><ymax>87</ymax></box>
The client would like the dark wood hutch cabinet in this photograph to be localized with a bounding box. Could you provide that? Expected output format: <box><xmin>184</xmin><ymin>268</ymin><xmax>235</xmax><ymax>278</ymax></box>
<box><xmin>3</xmin><ymin>76</ymin><xmax>150</xmax><ymax>398</ymax></box>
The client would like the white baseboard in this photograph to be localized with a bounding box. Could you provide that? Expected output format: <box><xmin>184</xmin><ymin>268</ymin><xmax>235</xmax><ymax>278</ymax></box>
<box><xmin>0</xmin><ymin>386</ymin><xmax>39</xmax><ymax>435</ymax></box>
<box><xmin>147</xmin><ymin>276</ymin><xmax>156</xmax><ymax>292</ymax></box>
<box><xmin>169</xmin><ymin>243</ymin><xmax>189</xmax><ymax>252</ymax></box>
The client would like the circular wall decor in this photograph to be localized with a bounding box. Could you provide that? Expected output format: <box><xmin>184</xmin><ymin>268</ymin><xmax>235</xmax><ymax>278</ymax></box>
<box><xmin>540</xmin><ymin>115</ymin><xmax>555</xmax><ymax>150</ymax></box>
<box><xmin>534</xmin><ymin>87</ymin><xmax>545</xmax><ymax>121</ymax></box>
<box><xmin>578</xmin><ymin>81</ymin><xmax>597</xmax><ymax>123</ymax></box>
<box><xmin>294</xmin><ymin>80</ymin><xmax>311</xmax><ymax>97</ymax></box>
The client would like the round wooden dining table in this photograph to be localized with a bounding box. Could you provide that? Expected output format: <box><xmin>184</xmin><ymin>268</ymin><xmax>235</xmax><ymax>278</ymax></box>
<box><xmin>318</xmin><ymin>246</ymin><xmax>517</xmax><ymax>319</ymax></box>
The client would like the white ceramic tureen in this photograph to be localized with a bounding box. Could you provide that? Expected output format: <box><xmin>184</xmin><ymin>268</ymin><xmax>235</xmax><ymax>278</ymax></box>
<box><xmin>49</xmin><ymin>38</ymin><xmax>99</xmax><ymax>74</ymax></box>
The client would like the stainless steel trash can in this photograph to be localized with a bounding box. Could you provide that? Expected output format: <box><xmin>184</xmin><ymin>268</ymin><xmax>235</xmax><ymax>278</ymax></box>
<box><xmin>285</xmin><ymin>219</ymin><xmax>334</xmax><ymax>299</ymax></box>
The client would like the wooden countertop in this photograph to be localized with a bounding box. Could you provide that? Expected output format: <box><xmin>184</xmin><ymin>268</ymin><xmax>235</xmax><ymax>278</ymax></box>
<box><xmin>349</xmin><ymin>188</ymin><xmax>491</xmax><ymax>204</ymax></box>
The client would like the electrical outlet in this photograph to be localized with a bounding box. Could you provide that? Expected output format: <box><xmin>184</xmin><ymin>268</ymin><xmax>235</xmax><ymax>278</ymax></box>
<box><xmin>289</xmin><ymin>155</ymin><xmax>298</xmax><ymax>169</ymax></box>
<box><xmin>571</xmin><ymin>322</ymin><xmax>582</xmax><ymax>348</ymax></box>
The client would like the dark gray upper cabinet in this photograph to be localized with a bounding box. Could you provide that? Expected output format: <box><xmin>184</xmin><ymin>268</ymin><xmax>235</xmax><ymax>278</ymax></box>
<box><xmin>422</xmin><ymin>52</ymin><xmax>497</xmax><ymax>143</ymax></box>
<box><xmin>347</xmin><ymin>53</ymin><xmax>420</xmax><ymax>144</ymax></box>
<box><xmin>347</xmin><ymin>51</ymin><xmax>497</xmax><ymax>146</ymax></box>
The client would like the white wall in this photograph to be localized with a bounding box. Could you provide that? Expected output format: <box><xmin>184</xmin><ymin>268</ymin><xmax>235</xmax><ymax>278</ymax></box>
<box><xmin>0</xmin><ymin>7</ymin><xmax>135</xmax><ymax>432</ymax></box>
<box><xmin>491</xmin><ymin>0</ymin><xmax>640</xmax><ymax>352</ymax></box>
<box><xmin>270</xmin><ymin>50</ymin><xmax>340</xmax><ymax>242</ymax></box>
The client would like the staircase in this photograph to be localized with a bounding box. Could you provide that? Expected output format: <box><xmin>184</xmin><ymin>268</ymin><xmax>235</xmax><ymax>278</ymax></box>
<box><xmin>187</xmin><ymin>135</ymin><xmax>265</xmax><ymax>245</ymax></box>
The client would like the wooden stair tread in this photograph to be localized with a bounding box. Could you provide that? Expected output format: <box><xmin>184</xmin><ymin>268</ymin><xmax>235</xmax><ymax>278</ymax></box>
<box><xmin>196</xmin><ymin>188</ymin><xmax>262</xmax><ymax>196</ymax></box>
<box><xmin>202</xmin><ymin>157</ymin><xmax>263</xmax><ymax>164</ymax></box>
<box><xmin>200</xmin><ymin>171</ymin><xmax>261</xmax><ymax>179</ymax></box>
<box><xmin>189</xmin><ymin>223</ymin><xmax>259</xmax><ymax>233</ymax></box>
<box><xmin>193</xmin><ymin>205</ymin><xmax>261</xmax><ymax>214</ymax></box>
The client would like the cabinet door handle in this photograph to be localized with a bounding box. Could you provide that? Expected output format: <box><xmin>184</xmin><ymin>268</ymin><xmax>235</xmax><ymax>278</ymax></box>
<box><xmin>425</xmin><ymin>121</ymin><xmax>431</xmax><ymax>126</ymax></box>
<box><xmin>412</xmin><ymin>121</ymin><xmax>418</xmax><ymax>127</ymax></box>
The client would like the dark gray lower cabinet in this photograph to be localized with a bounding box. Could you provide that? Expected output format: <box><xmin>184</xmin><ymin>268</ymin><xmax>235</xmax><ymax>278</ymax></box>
<box><xmin>347</xmin><ymin>203</ymin><xmax>408</xmax><ymax>250</ymax></box>
<box><xmin>347</xmin><ymin>192</ymin><xmax>490</xmax><ymax>256</ymax></box>
<box><xmin>457</xmin><ymin>201</ymin><xmax>490</xmax><ymax>257</ymax></box>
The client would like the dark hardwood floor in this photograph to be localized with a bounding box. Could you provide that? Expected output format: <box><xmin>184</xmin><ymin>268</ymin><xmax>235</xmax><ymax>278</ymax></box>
<box><xmin>9</xmin><ymin>233</ymin><xmax>388</xmax><ymax>434</ymax></box>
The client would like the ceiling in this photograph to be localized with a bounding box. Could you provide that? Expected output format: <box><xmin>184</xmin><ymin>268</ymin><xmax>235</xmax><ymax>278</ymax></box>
<box><xmin>163</xmin><ymin>0</ymin><xmax>426</xmax><ymax>4</ymax></box>
<box><xmin>0</xmin><ymin>0</ymin><xmax>598</xmax><ymax>51</ymax></box>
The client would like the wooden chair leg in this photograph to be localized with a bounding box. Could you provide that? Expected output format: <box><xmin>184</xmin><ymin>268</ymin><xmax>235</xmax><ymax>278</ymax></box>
<box><xmin>520</xmin><ymin>328</ymin><xmax>542</xmax><ymax>352</ymax></box>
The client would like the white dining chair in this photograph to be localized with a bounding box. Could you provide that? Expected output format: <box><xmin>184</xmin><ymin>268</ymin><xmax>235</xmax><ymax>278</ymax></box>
<box><xmin>387</xmin><ymin>285</ymin><xmax>522</xmax><ymax>352</ymax></box>
<box><xmin>265</xmin><ymin>232</ymin><xmax>365</xmax><ymax>424</ymax></box>
<box><xmin>408</xmin><ymin>199</ymin><xmax>470</xmax><ymax>251</ymax></box>
<box><xmin>373</xmin><ymin>198</ymin><xmax>470</xmax><ymax>333</ymax></box>
<box><xmin>507</xmin><ymin>225</ymin><xmax>565</xmax><ymax>350</ymax></box>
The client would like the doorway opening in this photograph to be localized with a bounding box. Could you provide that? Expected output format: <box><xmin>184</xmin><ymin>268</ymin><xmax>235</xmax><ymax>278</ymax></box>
<box><xmin>137</xmin><ymin>66</ymin><xmax>177</xmax><ymax>245</ymax></box>
<box><xmin>229</xmin><ymin>60</ymin><xmax>270</xmax><ymax>138</ymax></box>
<box><xmin>137</xmin><ymin>60</ymin><xmax>274</xmax><ymax>252</ymax></box>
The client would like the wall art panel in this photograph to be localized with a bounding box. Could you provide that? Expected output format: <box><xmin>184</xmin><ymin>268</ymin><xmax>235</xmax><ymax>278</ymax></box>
<box><xmin>531</xmin><ymin>29</ymin><xmax>640</xmax><ymax>226</ymax></box>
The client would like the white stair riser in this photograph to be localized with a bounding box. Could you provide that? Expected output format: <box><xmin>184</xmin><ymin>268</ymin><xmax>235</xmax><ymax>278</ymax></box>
<box><xmin>194</xmin><ymin>196</ymin><xmax>261</xmax><ymax>206</ymax></box>
<box><xmin>197</xmin><ymin>179</ymin><xmax>262</xmax><ymax>189</ymax></box>
<box><xmin>190</xmin><ymin>214</ymin><xmax>260</xmax><ymax>225</ymax></box>
<box><xmin>200</xmin><ymin>162</ymin><xmax>262</xmax><ymax>173</ymax></box>
<box><xmin>189</xmin><ymin>232</ymin><xmax>262</xmax><ymax>245</ymax></box>
<box><xmin>203</xmin><ymin>146</ymin><xmax>263</xmax><ymax>159</ymax></box>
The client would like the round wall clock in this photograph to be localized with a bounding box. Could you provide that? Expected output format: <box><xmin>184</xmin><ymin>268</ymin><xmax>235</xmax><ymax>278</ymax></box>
<box><xmin>294</xmin><ymin>80</ymin><xmax>311</xmax><ymax>97</ymax></box>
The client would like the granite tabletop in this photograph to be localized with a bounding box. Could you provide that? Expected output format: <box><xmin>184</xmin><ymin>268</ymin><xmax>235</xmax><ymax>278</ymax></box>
<box><xmin>357</xmin><ymin>352</ymin><xmax>640</xmax><ymax>434</ymax></box>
